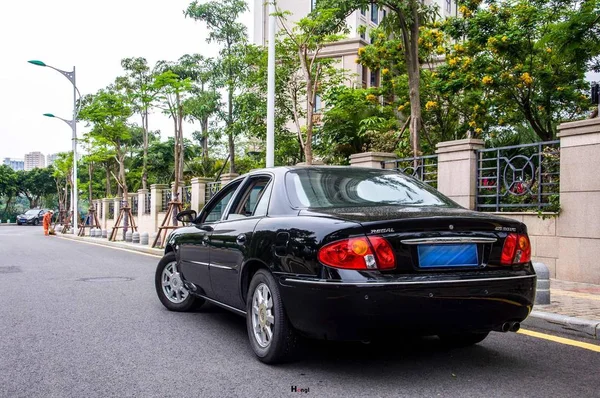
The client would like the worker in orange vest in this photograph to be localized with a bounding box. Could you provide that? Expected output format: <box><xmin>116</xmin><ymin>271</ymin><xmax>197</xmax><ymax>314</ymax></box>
<box><xmin>42</xmin><ymin>210</ymin><xmax>53</xmax><ymax>236</ymax></box>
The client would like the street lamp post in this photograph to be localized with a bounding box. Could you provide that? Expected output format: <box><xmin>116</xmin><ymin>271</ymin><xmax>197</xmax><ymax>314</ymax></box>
<box><xmin>29</xmin><ymin>60</ymin><xmax>80</xmax><ymax>232</ymax></box>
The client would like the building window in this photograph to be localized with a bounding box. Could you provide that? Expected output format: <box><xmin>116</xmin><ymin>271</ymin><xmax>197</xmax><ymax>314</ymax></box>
<box><xmin>360</xmin><ymin>27</ymin><xmax>366</xmax><ymax>40</ymax></box>
<box><xmin>362</xmin><ymin>66</ymin><xmax>368</xmax><ymax>88</ymax></box>
<box><xmin>382</xmin><ymin>9</ymin><xmax>387</xmax><ymax>21</ymax></box>
<box><xmin>360</xmin><ymin>5</ymin><xmax>367</xmax><ymax>16</ymax></box>
<box><xmin>370</xmin><ymin>69</ymin><xmax>380</xmax><ymax>87</ymax></box>
<box><xmin>311</xmin><ymin>0</ymin><xmax>318</xmax><ymax>11</ymax></box>
<box><xmin>446</xmin><ymin>0</ymin><xmax>452</xmax><ymax>13</ymax></box>
<box><xmin>371</xmin><ymin>3</ymin><xmax>379</xmax><ymax>24</ymax></box>
<box><xmin>314</xmin><ymin>94</ymin><xmax>322</xmax><ymax>113</ymax></box>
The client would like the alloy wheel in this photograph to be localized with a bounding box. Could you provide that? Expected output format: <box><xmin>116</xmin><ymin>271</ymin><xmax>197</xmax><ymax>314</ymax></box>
<box><xmin>251</xmin><ymin>283</ymin><xmax>275</xmax><ymax>348</ymax></box>
<box><xmin>161</xmin><ymin>261</ymin><xmax>189</xmax><ymax>304</ymax></box>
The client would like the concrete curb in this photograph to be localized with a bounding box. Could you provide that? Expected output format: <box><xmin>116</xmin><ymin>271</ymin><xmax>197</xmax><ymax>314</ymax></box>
<box><xmin>57</xmin><ymin>234</ymin><xmax>163</xmax><ymax>257</ymax></box>
<box><xmin>523</xmin><ymin>310</ymin><xmax>600</xmax><ymax>341</ymax></box>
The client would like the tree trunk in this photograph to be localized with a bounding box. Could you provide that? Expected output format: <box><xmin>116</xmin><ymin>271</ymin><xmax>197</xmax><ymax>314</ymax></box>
<box><xmin>299</xmin><ymin>46</ymin><xmax>314</xmax><ymax>165</ymax></box>
<box><xmin>105</xmin><ymin>166</ymin><xmax>112</xmax><ymax>197</ymax></box>
<box><xmin>88</xmin><ymin>162</ymin><xmax>94</xmax><ymax>205</ymax></box>
<box><xmin>142</xmin><ymin>110</ymin><xmax>149</xmax><ymax>191</ymax></box>
<box><xmin>228</xmin><ymin>84</ymin><xmax>235</xmax><ymax>174</ymax></box>
<box><xmin>407</xmin><ymin>1</ymin><xmax>422</xmax><ymax>159</ymax></box>
<box><xmin>201</xmin><ymin>119</ymin><xmax>209</xmax><ymax>160</ymax></box>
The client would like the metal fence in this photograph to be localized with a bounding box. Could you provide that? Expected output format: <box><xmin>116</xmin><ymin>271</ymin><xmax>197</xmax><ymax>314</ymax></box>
<box><xmin>144</xmin><ymin>193</ymin><xmax>151</xmax><ymax>214</ymax></box>
<box><xmin>205</xmin><ymin>182</ymin><xmax>221</xmax><ymax>203</ymax></box>
<box><xmin>98</xmin><ymin>201</ymin><xmax>103</xmax><ymax>218</ymax></box>
<box><xmin>131</xmin><ymin>195</ymin><xmax>138</xmax><ymax>214</ymax></box>
<box><xmin>183</xmin><ymin>186</ymin><xmax>192</xmax><ymax>204</ymax></box>
<box><xmin>476</xmin><ymin>141</ymin><xmax>560</xmax><ymax>212</ymax></box>
<box><xmin>108</xmin><ymin>202</ymin><xmax>114</xmax><ymax>219</ymax></box>
<box><xmin>161</xmin><ymin>190</ymin><xmax>171</xmax><ymax>212</ymax></box>
<box><xmin>381</xmin><ymin>155</ymin><xmax>438</xmax><ymax>188</ymax></box>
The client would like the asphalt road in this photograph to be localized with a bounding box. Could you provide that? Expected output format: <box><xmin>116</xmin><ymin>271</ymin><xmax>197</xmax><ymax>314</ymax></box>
<box><xmin>1</xmin><ymin>225</ymin><xmax>599</xmax><ymax>398</ymax></box>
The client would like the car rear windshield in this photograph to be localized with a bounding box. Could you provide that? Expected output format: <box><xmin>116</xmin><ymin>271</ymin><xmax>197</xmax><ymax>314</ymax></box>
<box><xmin>285</xmin><ymin>168</ymin><xmax>456</xmax><ymax>209</ymax></box>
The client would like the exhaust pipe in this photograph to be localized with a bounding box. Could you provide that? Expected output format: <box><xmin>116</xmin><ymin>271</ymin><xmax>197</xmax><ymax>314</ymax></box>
<box><xmin>494</xmin><ymin>322</ymin><xmax>520</xmax><ymax>333</ymax></box>
<box><xmin>510</xmin><ymin>322</ymin><xmax>520</xmax><ymax>332</ymax></box>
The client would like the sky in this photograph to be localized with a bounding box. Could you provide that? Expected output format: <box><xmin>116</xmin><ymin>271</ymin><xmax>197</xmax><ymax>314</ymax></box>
<box><xmin>0</xmin><ymin>0</ymin><xmax>255</xmax><ymax>161</ymax></box>
<box><xmin>1</xmin><ymin>1</ymin><xmax>598</xmax><ymax>161</ymax></box>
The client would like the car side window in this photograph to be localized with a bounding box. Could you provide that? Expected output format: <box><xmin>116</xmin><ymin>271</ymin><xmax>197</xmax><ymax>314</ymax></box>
<box><xmin>227</xmin><ymin>177</ymin><xmax>272</xmax><ymax>220</ymax></box>
<box><xmin>201</xmin><ymin>181</ymin><xmax>241</xmax><ymax>223</ymax></box>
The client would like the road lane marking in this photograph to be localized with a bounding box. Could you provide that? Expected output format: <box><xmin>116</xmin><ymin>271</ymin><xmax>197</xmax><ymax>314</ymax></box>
<box><xmin>56</xmin><ymin>236</ymin><xmax>162</xmax><ymax>258</ymax></box>
<box><xmin>518</xmin><ymin>329</ymin><xmax>600</xmax><ymax>352</ymax></box>
<box><xmin>552</xmin><ymin>290</ymin><xmax>600</xmax><ymax>302</ymax></box>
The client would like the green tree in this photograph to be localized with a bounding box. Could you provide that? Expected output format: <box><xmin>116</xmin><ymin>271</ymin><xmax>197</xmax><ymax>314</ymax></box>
<box><xmin>51</xmin><ymin>152</ymin><xmax>73</xmax><ymax>216</ymax></box>
<box><xmin>185</xmin><ymin>0</ymin><xmax>250</xmax><ymax>173</ymax></box>
<box><xmin>0</xmin><ymin>165</ymin><xmax>18</xmax><ymax>217</ymax></box>
<box><xmin>275</xmin><ymin>7</ymin><xmax>347</xmax><ymax>164</ymax></box>
<box><xmin>79</xmin><ymin>88</ymin><xmax>134</xmax><ymax>199</ymax></box>
<box><xmin>153</xmin><ymin>60</ymin><xmax>194</xmax><ymax>200</ymax></box>
<box><xmin>116</xmin><ymin>57</ymin><xmax>159</xmax><ymax>190</ymax></box>
<box><xmin>321</xmin><ymin>0</ymin><xmax>438</xmax><ymax>158</ymax></box>
<box><xmin>16</xmin><ymin>167</ymin><xmax>56</xmax><ymax>209</ymax></box>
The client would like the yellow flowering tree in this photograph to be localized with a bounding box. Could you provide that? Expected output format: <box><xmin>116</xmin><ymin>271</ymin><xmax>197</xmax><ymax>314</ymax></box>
<box><xmin>442</xmin><ymin>0</ymin><xmax>599</xmax><ymax>141</ymax></box>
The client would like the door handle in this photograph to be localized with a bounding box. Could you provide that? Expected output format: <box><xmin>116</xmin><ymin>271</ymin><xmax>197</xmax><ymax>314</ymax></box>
<box><xmin>236</xmin><ymin>234</ymin><xmax>246</xmax><ymax>245</ymax></box>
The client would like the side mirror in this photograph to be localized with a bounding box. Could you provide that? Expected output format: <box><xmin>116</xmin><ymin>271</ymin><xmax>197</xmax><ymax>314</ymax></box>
<box><xmin>176</xmin><ymin>209</ymin><xmax>197</xmax><ymax>224</ymax></box>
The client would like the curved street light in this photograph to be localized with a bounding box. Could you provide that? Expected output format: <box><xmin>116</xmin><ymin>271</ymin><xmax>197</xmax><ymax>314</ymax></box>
<box><xmin>29</xmin><ymin>60</ymin><xmax>80</xmax><ymax>231</ymax></box>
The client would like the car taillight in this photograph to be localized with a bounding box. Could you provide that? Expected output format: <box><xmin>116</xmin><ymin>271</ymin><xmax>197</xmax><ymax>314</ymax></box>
<box><xmin>500</xmin><ymin>233</ymin><xmax>531</xmax><ymax>265</ymax></box>
<box><xmin>318</xmin><ymin>236</ymin><xmax>396</xmax><ymax>270</ymax></box>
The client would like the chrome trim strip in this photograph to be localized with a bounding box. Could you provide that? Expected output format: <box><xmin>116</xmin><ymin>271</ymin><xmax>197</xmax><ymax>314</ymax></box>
<box><xmin>189</xmin><ymin>260</ymin><xmax>210</xmax><ymax>267</ymax></box>
<box><xmin>196</xmin><ymin>294</ymin><xmax>246</xmax><ymax>316</ymax></box>
<box><xmin>210</xmin><ymin>263</ymin><xmax>234</xmax><ymax>270</ymax></box>
<box><xmin>282</xmin><ymin>274</ymin><xmax>535</xmax><ymax>287</ymax></box>
<box><xmin>400</xmin><ymin>237</ymin><xmax>498</xmax><ymax>245</ymax></box>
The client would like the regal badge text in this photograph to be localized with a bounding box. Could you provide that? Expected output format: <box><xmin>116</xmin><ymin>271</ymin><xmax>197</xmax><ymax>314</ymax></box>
<box><xmin>370</xmin><ymin>228</ymin><xmax>394</xmax><ymax>234</ymax></box>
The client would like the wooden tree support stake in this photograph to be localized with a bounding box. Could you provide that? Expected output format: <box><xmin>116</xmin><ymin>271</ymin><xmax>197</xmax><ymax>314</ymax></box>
<box><xmin>152</xmin><ymin>200</ymin><xmax>183</xmax><ymax>249</ymax></box>
<box><xmin>109</xmin><ymin>205</ymin><xmax>138</xmax><ymax>241</ymax></box>
<box><xmin>78</xmin><ymin>208</ymin><xmax>101</xmax><ymax>237</ymax></box>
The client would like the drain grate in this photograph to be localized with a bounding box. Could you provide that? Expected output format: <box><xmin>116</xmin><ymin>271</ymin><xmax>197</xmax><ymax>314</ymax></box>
<box><xmin>79</xmin><ymin>277</ymin><xmax>134</xmax><ymax>283</ymax></box>
<box><xmin>0</xmin><ymin>266</ymin><xmax>22</xmax><ymax>274</ymax></box>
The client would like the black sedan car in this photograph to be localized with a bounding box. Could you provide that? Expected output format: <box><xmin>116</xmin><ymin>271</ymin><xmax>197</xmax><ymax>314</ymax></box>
<box><xmin>16</xmin><ymin>209</ymin><xmax>47</xmax><ymax>225</ymax></box>
<box><xmin>155</xmin><ymin>167</ymin><xmax>536</xmax><ymax>363</ymax></box>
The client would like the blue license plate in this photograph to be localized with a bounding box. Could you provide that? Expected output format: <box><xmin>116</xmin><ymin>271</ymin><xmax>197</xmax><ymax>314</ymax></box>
<box><xmin>417</xmin><ymin>244</ymin><xmax>479</xmax><ymax>268</ymax></box>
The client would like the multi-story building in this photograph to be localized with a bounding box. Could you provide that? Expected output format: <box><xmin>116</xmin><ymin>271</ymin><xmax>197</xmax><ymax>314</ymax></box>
<box><xmin>47</xmin><ymin>153</ymin><xmax>60</xmax><ymax>167</ymax></box>
<box><xmin>2</xmin><ymin>158</ymin><xmax>24</xmax><ymax>171</ymax></box>
<box><xmin>24</xmin><ymin>152</ymin><xmax>46</xmax><ymax>170</ymax></box>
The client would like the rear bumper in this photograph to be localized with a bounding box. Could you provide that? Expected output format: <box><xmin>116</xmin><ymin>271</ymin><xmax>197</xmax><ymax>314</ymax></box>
<box><xmin>278</xmin><ymin>273</ymin><xmax>536</xmax><ymax>340</ymax></box>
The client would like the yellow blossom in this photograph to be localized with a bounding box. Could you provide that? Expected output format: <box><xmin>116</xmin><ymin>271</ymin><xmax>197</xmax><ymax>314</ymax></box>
<box><xmin>448</xmin><ymin>57</ymin><xmax>458</xmax><ymax>66</ymax></box>
<box><xmin>475</xmin><ymin>128</ymin><xmax>483</xmax><ymax>134</ymax></box>
<box><xmin>474</xmin><ymin>104</ymin><xmax>480</xmax><ymax>112</ymax></box>
<box><xmin>469</xmin><ymin>120</ymin><xmax>477</xmax><ymax>128</ymax></box>
<box><xmin>436</xmin><ymin>46</ymin><xmax>445</xmax><ymax>54</ymax></box>
<box><xmin>502</xmin><ymin>36</ymin><xmax>508</xmax><ymax>42</ymax></box>
<box><xmin>425</xmin><ymin>101</ymin><xmax>438</xmax><ymax>111</ymax></box>
<box><xmin>499</xmin><ymin>118</ymin><xmax>505</xmax><ymax>125</ymax></box>
<box><xmin>378</xmin><ymin>33</ymin><xmax>385</xmax><ymax>39</ymax></box>
<box><xmin>358</xmin><ymin>47</ymin><xmax>366</xmax><ymax>55</ymax></box>
<box><xmin>382</xmin><ymin>68</ymin><xmax>389</xmax><ymax>75</ymax></box>
<box><xmin>487</xmin><ymin>37</ymin><xmax>498</xmax><ymax>47</ymax></box>
<box><xmin>454</xmin><ymin>44</ymin><xmax>465</xmax><ymax>53</ymax></box>
<box><xmin>546</xmin><ymin>48</ymin><xmax>552</xmax><ymax>53</ymax></box>
<box><xmin>459</xmin><ymin>5</ymin><xmax>472</xmax><ymax>17</ymax></box>
<box><xmin>397</xmin><ymin>105</ymin><xmax>406</xmax><ymax>111</ymax></box>
<box><xmin>482</xmin><ymin>76</ymin><xmax>494</xmax><ymax>85</ymax></box>
<box><xmin>366</xmin><ymin>94</ymin><xmax>377</xmax><ymax>102</ymax></box>
<box><xmin>520</xmin><ymin>72</ymin><xmax>533</xmax><ymax>86</ymax></box>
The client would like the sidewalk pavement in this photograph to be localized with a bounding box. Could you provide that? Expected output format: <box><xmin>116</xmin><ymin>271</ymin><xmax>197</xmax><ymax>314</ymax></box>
<box><xmin>523</xmin><ymin>279</ymin><xmax>600</xmax><ymax>341</ymax></box>
<box><xmin>57</xmin><ymin>233</ymin><xmax>600</xmax><ymax>340</ymax></box>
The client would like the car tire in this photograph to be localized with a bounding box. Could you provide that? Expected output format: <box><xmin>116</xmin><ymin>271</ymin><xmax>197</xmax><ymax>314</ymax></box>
<box><xmin>33</xmin><ymin>218</ymin><xmax>39</xmax><ymax>226</ymax></box>
<box><xmin>246</xmin><ymin>269</ymin><xmax>298</xmax><ymax>364</ymax></box>
<box><xmin>155</xmin><ymin>252</ymin><xmax>204</xmax><ymax>312</ymax></box>
<box><xmin>17</xmin><ymin>222</ymin><xmax>21</xmax><ymax>226</ymax></box>
<box><xmin>438</xmin><ymin>331</ymin><xmax>490</xmax><ymax>347</ymax></box>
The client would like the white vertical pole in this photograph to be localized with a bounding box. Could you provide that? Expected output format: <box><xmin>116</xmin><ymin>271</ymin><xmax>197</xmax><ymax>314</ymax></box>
<box><xmin>72</xmin><ymin>66</ymin><xmax>78</xmax><ymax>232</ymax></box>
<box><xmin>266</xmin><ymin>1</ymin><xmax>276</xmax><ymax>168</ymax></box>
